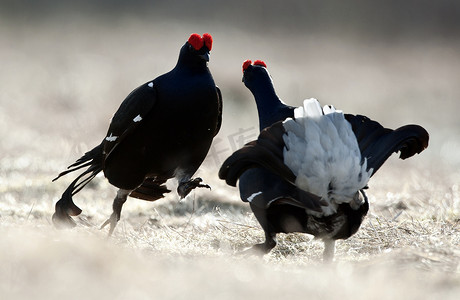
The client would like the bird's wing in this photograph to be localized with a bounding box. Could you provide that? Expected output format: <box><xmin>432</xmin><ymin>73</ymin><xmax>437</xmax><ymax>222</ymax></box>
<box><xmin>103</xmin><ymin>83</ymin><xmax>158</xmax><ymax>160</ymax></box>
<box><xmin>129</xmin><ymin>177</ymin><xmax>171</xmax><ymax>201</ymax></box>
<box><xmin>239</xmin><ymin>169</ymin><xmax>324</xmax><ymax>211</ymax></box>
<box><xmin>214</xmin><ymin>86</ymin><xmax>223</xmax><ymax>136</ymax></box>
<box><xmin>219</xmin><ymin>120</ymin><xmax>325</xmax><ymax>211</ymax></box>
<box><xmin>219</xmin><ymin>121</ymin><xmax>295</xmax><ymax>187</ymax></box>
<box><xmin>345</xmin><ymin>114</ymin><xmax>429</xmax><ymax>176</ymax></box>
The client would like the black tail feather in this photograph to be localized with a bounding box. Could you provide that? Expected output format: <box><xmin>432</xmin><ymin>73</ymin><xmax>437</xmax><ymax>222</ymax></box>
<box><xmin>53</xmin><ymin>143</ymin><xmax>104</xmax><ymax>181</ymax></box>
<box><xmin>52</xmin><ymin>143</ymin><xmax>104</xmax><ymax>228</ymax></box>
<box><xmin>345</xmin><ymin>114</ymin><xmax>429</xmax><ymax>175</ymax></box>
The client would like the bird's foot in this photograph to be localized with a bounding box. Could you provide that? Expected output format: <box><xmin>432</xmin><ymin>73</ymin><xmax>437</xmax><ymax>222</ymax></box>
<box><xmin>100</xmin><ymin>212</ymin><xmax>119</xmax><ymax>237</ymax></box>
<box><xmin>238</xmin><ymin>243</ymin><xmax>271</xmax><ymax>256</ymax></box>
<box><xmin>177</xmin><ymin>177</ymin><xmax>211</xmax><ymax>199</ymax></box>
<box><xmin>100</xmin><ymin>189</ymin><xmax>129</xmax><ymax>236</ymax></box>
<box><xmin>238</xmin><ymin>237</ymin><xmax>276</xmax><ymax>256</ymax></box>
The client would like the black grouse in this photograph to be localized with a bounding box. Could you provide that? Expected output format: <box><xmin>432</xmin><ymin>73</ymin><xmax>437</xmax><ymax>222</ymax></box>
<box><xmin>238</xmin><ymin>60</ymin><xmax>309</xmax><ymax>252</ymax></box>
<box><xmin>53</xmin><ymin>33</ymin><xmax>222</xmax><ymax>235</ymax></box>
<box><xmin>219</xmin><ymin>62</ymin><xmax>429</xmax><ymax>261</ymax></box>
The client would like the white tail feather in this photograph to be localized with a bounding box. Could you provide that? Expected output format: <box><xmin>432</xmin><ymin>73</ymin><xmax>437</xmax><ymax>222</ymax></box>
<box><xmin>282</xmin><ymin>99</ymin><xmax>372</xmax><ymax>216</ymax></box>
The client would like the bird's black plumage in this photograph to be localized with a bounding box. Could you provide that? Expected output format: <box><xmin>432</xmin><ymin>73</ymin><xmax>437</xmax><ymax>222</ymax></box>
<box><xmin>53</xmin><ymin>33</ymin><xmax>222</xmax><ymax>234</ymax></box>
<box><xmin>239</xmin><ymin>61</ymin><xmax>315</xmax><ymax>213</ymax></box>
<box><xmin>219</xmin><ymin>61</ymin><xmax>429</xmax><ymax>260</ymax></box>
<box><xmin>241</xmin><ymin>60</ymin><xmax>295</xmax><ymax>131</ymax></box>
<box><xmin>238</xmin><ymin>61</ymin><xmax>326</xmax><ymax>252</ymax></box>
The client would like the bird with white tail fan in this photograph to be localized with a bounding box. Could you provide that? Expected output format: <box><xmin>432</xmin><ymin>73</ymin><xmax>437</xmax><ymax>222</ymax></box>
<box><xmin>220</xmin><ymin>92</ymin><xmax>429</xmax><ymax>261</ymax></box>
<box><xmin>282</xmin><ymin>98</ymin><xmax>372</xmax><ymax>217</ymax></box>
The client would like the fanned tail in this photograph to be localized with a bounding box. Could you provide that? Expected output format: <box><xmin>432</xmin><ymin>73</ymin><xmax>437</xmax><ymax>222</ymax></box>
<box><xmin>282</xmin><ymin>99</ymin><xmax>372</xmax><ymax>201</ymax></box>
<box><xmin>345</xmin><ymin>114</ymin><xmax>429</xmax><ymax>175</ymax></box>
<box><xmin>52</xmin><ymin>142</ymin><xmax>104</xmax><ymax>228</ymax></box>
<box><xmin>219</xmin><ymin>122</ymin><xmax>295</xmax><ymax>187</ymax></box>
<box><xmin>220</xmin><ymin>111</ymin><xmax>429</xmax><ymax>192</ymax></box>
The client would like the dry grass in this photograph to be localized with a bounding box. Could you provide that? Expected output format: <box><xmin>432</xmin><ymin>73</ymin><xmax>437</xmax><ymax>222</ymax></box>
<box><xmin>1</xmin><ymin>14</ymin><xmax>460</xmax><ymax>300</ymax></box>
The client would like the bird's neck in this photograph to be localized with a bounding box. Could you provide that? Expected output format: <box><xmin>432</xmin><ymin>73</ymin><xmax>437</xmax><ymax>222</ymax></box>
<box><xmin>251</xmin><ymin>85</ymin><xmax>290</xmax><ymax>131</ymax></box>
<box><xmin>175</xmin><ymin>55</ymin><xmax>209</xmax><ymax>74</ymax></box>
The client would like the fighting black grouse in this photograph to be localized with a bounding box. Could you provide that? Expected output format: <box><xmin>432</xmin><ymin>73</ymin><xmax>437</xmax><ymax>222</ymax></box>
<box><xmin>219</xmin><ymin>62</ymin><xmax>429</xmax><ymax>261</ymax></box>
<box><xmin>53</xmin><ymin>33</ymin><xmax>222</xmax><ymax>235</ymax></box>
<box><xmin>238</xmin><ymin>60</ymin><xmax>311</xmax><ymax>253</ymax></box>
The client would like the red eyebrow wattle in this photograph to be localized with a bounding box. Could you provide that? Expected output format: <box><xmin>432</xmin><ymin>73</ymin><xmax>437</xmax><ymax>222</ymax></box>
<box><xmin>188</xmin><ymin>33</ymin><xmax>204</xmax><ymax>50</ymax></box>
<box><xmin>242</xmin><ymin>59</ymin><xmax>252</xmax><ymax>72</ymax></box>
<box><xmin>203</xmin><ymin>33</ymin><xmax>213</xmax><ymax>51</ymax></box>
<box><xmin>253</xmin><ymin>60</ymin><xmax>267</xmax><ymax>68</ymax></box>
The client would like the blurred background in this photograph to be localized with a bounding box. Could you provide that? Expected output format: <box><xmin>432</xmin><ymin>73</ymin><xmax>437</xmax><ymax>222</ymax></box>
<box><xmin>1</xmin><ymin>1</ymin><xmax>459</xmax><ymax>299</ymax></box>
<box><xmin>1</xmin><ymin>0</ymin><xmax>459</xmax><ymax>168</ymax></box>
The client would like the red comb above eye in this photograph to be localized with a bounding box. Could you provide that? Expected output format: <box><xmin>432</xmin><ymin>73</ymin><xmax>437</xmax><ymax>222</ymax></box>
<box><xmin>254</xmin><ymin>60</ymin><xmax>267</xmax><ymax>68</ymax></box>
<box><xmin>188</xmin><ymin>33</ymin><xmax>204</xmax><ymax>50</ymax></box>
<box><xmin>203</xmin><ymin>33</ymin><xmax>213</xmax><ymax>51</ymax></box>
<box><xmin>242</xmin><ymin>60</ymin><xmax>252</xmax><ymax>72</ymax></box>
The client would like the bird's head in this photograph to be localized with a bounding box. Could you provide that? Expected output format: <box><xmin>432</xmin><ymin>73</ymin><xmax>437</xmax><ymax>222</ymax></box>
<box><xmin>179</xmin><ymin>33</ymin><xmax>213</xmax><ymax>66</ymax></box>
<box><xmin>242</xmin><ymin>59</ymin><xmax>273</xmax><ymax>90</ymax></box>
<box><xmin>241</xmin><ymin>59</ymin><xmax>291</xmax><ymax>131</ymax></box>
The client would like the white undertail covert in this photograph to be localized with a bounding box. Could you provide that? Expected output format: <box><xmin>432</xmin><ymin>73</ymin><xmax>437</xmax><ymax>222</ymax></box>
<box><xmin>282</xmin><ymin>98</ymin><xmax>373</xmax><ymax>216</ymax></box>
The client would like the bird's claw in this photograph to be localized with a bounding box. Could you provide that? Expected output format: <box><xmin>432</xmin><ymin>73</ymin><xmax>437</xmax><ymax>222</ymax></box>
<box><xmin>237</xmin><ymin>242</ymin><xmax>274</xmax><ymax>257</ymax></box>
<box><xmin>177</xmin><ymin>177</ymin><xmax>211</xmax><ymax>198</ymax></box>
<box><xmin>100</xmin><ymin>213</ymin><xmax>119</xmax><ymax>236</ymax></box>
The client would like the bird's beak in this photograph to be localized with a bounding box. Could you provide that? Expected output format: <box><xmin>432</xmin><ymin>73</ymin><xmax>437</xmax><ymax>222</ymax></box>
<box><xmin>200</xmin><ymin>51</ymin><xmax>210</xmax><ymax>62</ymax></box>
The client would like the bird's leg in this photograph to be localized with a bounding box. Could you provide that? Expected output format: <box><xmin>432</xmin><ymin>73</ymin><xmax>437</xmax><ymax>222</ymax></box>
<box><xmin>242</xmin><ymin>204</ymin><xmax>277</xmax><ymax>255</ymax></box>
<box><xmin>250</xmin><ymin>232</ymin><xmax>277</xmax><ymax>254</ymax></box>
<box><xmin>323</xmin><ymin>239</ymin><xmax>335</xmax><ymax>262</ymax></box>
<box><xmin>239</xmin><ymin>231</ymin><xmax>277</xmax><ymax>256</ymax></box>
<box><xmin>177</xmin><ymin>177</ymin><xmax>211</xmax><ymax>198</ymax></box>
<box><xmin>100</xmin><ymin>189</ymin><xmax>130</xmax><ymax>236</ymax></box>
